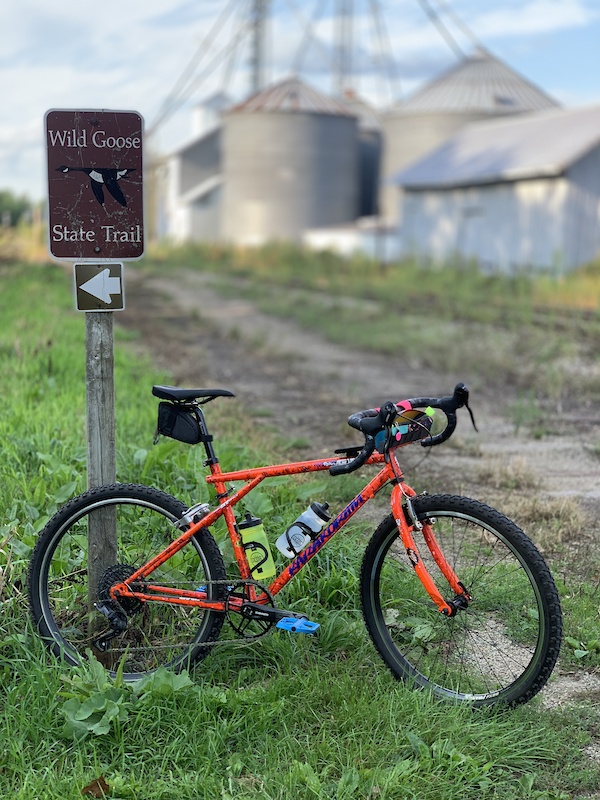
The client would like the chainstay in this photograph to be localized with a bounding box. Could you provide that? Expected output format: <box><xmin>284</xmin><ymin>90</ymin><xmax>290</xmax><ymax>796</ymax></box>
<box><xmin>99</xmin><ymin>578</ymin><xmax>278</xmax><ymax>651</ymax></box>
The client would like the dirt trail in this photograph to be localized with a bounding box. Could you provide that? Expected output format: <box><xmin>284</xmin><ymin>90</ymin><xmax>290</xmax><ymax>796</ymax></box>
<box><xmin>121</xmin><ymin>267</ymin><xmax>600</xmax><ymax>504</ymax></box>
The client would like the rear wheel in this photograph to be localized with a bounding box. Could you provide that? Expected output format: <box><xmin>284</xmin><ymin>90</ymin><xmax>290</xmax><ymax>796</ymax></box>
<box><xmin>361</xmin><ymin>494</ymin><xmax>562</xmax><ymax>706</ymax></box>
<box><xmin>28</xmin><ymin>483</ymin><xmax>226</xmax><ymax>679</ymax></box>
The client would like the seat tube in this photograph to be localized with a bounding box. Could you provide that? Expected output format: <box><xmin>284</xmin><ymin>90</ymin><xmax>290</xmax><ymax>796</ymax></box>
<box><xmin>390</xmin><ymin>484</ymin><xmax>453</xmax><ymax>615</ymax></box>
<box><xmin>206</xmin><ymin>460</ymin><xmax>252</xmax><ymax>581</ymax></box>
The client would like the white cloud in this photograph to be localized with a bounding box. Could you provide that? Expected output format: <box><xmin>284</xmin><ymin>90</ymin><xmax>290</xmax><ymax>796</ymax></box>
<box><xmin>469</xmin><ymin>0</ymin><xmax>597</xmax><ymax>39</ymax></box>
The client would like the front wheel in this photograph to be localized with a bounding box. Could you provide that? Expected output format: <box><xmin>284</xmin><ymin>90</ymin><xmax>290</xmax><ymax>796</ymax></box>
<box><xmin>28</xmin><ymin>483</ymin><xmax>227</xmax><ymax>680</ymax></box>
<box><xmin>361</xmin><ymin>494</ymin><xmax>562</xmax><ymax>707</ymax></box>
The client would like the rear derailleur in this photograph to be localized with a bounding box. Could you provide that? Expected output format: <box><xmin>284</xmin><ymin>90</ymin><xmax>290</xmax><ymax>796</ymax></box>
<box><xmin>93</xmin><ymin>564</ymin><xmax>144</xmax><ymax>652</ymax></box>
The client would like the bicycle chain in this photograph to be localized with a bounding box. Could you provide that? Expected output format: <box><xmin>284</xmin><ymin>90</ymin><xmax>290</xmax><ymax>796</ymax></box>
<box><xmin>96</xmin><ymin>576</ymin><xmax>278</xmax><ymax>648</ymax></box>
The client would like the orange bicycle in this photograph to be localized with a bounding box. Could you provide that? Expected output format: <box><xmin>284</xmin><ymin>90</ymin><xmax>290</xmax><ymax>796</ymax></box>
<box><xmin>28</xmin><ymin>383</ymin><xmax>562</xmax><ymax>707</ymax></box>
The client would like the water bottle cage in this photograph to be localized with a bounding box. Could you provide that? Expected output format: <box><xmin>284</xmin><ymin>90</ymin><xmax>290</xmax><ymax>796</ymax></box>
<box><xmin>285</xmin><ymin>521</ymin><xmax>316</xmax><ymax>557</ymax></box>
<box><xmin>243</xmin><ymin>540</ymin><xmax>269</xmax><ymax>571</ymax></box>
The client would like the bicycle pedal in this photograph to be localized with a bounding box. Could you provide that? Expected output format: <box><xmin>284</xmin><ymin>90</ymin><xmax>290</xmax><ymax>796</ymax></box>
<box><xmin>276</xmin><ymin>617</ymin><xmax>320</xmax><ymax>635</ymax></box>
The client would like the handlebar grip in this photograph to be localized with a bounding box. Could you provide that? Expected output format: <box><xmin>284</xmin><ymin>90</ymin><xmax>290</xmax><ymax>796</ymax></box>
<box><xmin>420</xmin><ymin>412</ymin><xmax>457</xmax><ymax>447</ymax></box>
<box><xmin>329</xmin><ymin>438</ymin><xmax>376</xmax><ymax>476</ymax></box>
<box><xmin>348</xmin><ymin>401</ymin><xmax>397</xmax><ymax>436</ymax></box>
<box><xmin>408</xmin><ymin>383</ymin><xmax>467</xmax><ymax>448</ymax></box>
<box><xmin>406</xmin><ymin>383</ymin><xmax>469</xmax><ymax>413</ymax></box>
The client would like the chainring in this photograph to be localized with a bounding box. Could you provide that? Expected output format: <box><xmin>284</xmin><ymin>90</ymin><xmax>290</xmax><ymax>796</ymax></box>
<box><xmin>225</xmin><ymin>580</ymin><xmax>275</xmax><ymax>640</ymax></box>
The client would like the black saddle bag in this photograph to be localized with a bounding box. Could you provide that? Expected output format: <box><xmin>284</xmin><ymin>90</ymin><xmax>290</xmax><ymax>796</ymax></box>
<box><xmin>156</xmin><ymin>402</ymin><xmax>202</xmax><ymax>445</ymax></box>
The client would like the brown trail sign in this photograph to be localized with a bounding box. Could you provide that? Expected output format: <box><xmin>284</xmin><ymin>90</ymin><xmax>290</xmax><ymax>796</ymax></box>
<box><xmin>74</xmin><ymin>263</ymin><xmax>125</xmax><ymax>312</ymax></box>
<box><xmin>46</xmin><ymin>109</ymin><xmax>144</xmax><ymax>261</ymax></box>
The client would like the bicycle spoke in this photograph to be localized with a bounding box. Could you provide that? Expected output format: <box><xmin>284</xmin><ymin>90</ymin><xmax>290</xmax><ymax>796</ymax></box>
<box><xmin>361</xmin><ymin>496</ymin><xmax>561</xmax><ymax>706</ymax></box>
<box><xmin>28</xmin><ymin>485</ymin><xmax>226</xmax><ymax>679</ymax></box>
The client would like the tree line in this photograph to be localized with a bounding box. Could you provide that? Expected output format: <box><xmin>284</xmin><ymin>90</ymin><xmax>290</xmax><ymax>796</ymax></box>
<box><xmin>0</xmin><ymin>189</ymin><xmax>35</xmax><ymax>226</ymax></box>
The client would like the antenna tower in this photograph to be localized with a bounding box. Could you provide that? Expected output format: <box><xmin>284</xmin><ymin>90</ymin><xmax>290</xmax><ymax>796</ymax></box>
<box><xmin>250</xmin><ymin>0</ymin><xmax>270</xmax><ymax>94</ymax></box>
<box><xmin>336</xmin><ymin>0</ymin><xmax>353</xmax><ymax>96</ymax></box>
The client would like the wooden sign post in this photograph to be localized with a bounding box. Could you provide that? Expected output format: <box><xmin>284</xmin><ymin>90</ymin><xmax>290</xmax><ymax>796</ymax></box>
<box><xmin>85</xmin><ymin>313</ymin><xmax>118</xmax><ymax>601</ymax></box>
<box><xmin>46</xmin><ymin>109</ymin><xmax>144</xmax><ymax>609</ymax></box>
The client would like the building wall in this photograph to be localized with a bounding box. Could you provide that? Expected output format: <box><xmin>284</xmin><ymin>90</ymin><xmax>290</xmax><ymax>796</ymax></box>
<box><xmin>303</xmin><ymin>223</ymin><xmax>400</xmax><ymax>261</ymax></box>
<box><xmin>164</xmin><ymin>130</ymin><xmax>222</xmax><ymax>242</ymax></box>
<box><xmin>164</xmin><ymin>158</ymin><xmax>188</xmax><ymax>241</ymax></box>
<box><xmin>401</xmin><ymin>177</ymin><xmax>573</xmax><ymax>272</ymax></box>
<box><xmin>358</xmin><ymin>127</ymin><xmax>382</xmax><ymax>217</ymax></box>
<box><xmin>563</xmin><ymin>146</ymin><xmax>600</xmax><ymax>268</ymax></box>
<box><xmin>381</xmin><ymin>111</ymin><xmax>506</xmax><ymax>225</ymax></box>
<box><xmin>186</xmin><ymin>187</ymin><xmax>222</xmax><ymax>243</ymax></box>
<box><xmin>178</xmin><ymin>129</ymin><xmax>221</xmax><ymax>196</ymax></box>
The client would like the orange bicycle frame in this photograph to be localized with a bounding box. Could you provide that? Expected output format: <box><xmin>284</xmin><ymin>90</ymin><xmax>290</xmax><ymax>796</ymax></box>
<box><xmin>112</xmin><ymin>449</ymin><xmax>467</xmax><ymax>616</ymax></box>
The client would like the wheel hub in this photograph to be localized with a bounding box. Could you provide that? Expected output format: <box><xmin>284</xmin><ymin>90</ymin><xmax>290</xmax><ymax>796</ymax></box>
<box><xmin>97</xmin><ymin>564</ymin><xmax>145</xmax><ymax>617</ymax></box>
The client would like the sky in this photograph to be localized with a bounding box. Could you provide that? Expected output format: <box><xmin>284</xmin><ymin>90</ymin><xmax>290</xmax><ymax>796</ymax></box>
<box><xmin>2</xmin><ymin>0</ymin><xmax>600</xmax><ymax>201</ymax></box>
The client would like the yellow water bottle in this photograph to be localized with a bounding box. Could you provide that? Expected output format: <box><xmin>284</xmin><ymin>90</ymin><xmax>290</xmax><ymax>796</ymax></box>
<box><xmin>238</xmin><ymin>513</ymin><xmax>277</xmax><ymax>581</ymax></box>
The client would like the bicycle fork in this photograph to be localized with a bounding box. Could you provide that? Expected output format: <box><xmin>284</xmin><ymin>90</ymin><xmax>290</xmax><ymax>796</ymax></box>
<box><xmin>391</xmin><ymin>484</ymin><xmax>471</xmax><ymax>617</ymax></box>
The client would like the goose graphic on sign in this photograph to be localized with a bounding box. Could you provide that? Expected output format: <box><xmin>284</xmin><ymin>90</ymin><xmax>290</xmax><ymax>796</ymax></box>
<box><xmin>56</xmin><ymin>166</ymin><xmax>136</xmax><ymax>207</ymax></box>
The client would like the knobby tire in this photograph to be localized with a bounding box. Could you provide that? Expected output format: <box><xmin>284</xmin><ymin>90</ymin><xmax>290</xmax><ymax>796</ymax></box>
<box><xmin>361</xmin><ymin>494</ymin><xmax>562</xmax><ymax>707</ymax></box>
<box><xmin>28</xmin><ymin>483</ymin><xmax>226</xmax><ymax>680</ymax></box>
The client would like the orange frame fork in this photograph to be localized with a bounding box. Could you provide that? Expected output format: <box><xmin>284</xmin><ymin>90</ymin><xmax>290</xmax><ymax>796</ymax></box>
<box><xmin>112</xmin><ymin>449</ymin><xmax>469</xmax><ymax>617</ymax></box>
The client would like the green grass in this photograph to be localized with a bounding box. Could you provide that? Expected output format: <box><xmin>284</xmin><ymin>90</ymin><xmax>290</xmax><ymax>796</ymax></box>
<box><xmin>3</xmin><ymin>627</ymin><xmax>591</xmax><ymax>800</ymax></box>
<box><xmin>0</xmin><ymin>261</ymin><xmax>599</xmax><ymax>799</ymax></box>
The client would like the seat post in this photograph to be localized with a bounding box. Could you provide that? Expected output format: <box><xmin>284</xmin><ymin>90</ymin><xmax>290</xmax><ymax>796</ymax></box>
<box><xmin>196</xmin><ymin>406</ymin><xmax>219</xmax><ymax>466</ymax></box>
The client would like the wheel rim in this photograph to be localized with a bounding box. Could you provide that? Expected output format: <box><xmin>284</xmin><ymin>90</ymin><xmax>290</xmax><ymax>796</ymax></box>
<box><xmin>370</xmin><ymin>511</ymin><xmax>548</xmax><ymax>703</ymax></box>
<box><xmin>35</xmin><ymin>496</ymin><xmax>220</xmax><ymax>678</ymax></box>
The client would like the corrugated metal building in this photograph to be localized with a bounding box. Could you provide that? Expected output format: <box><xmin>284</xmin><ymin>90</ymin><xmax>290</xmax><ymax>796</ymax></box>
<box><xmin>162</xmin><ymin>92</ymin><xmax>231</xmax><ymax>242</ymax></box>
<box><xmin>164</xmin><ymin>77</ymin><xmax>379</xmax><ymax>245</ymax></box>
<box><xmin>380</xmin><ymin>48</ymin><xmax>558</xmax><ymax>224</ymax></box>
<box><xmin>165</xmin><ymin>128</ymin><xmax>222</xmax><ymax>242</ymax></box>
<box><xmin>394</xmin><ymin>104</ymin><xmax>600</xmax><ymax>272</ymax></box>
<box><xmin>163</xmin><ymin>52</ymin><xmax>558</xmax><ymax>245</ymax></box>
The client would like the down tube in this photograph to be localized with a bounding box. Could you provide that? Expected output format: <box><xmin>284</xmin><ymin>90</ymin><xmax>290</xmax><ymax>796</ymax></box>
<box><xmin>269</xmin><ymin>467</ymin><xmax>391</xmax><ymax>596</ymax></box>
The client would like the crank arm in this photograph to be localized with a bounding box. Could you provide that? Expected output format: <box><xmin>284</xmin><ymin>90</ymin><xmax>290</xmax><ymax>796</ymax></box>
<box><xmin>239</xmin><ymin>601</ymin><xmax>308</xmax><ymax>624</ymax></box>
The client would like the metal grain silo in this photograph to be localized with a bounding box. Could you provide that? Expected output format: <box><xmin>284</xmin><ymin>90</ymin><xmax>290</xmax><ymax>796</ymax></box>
<box><xmin>341</xmin><ymin>91</ymin><xmax>382</xmax><ymax>217</ymax></box>
<box><xmin>221</xmin><ymin>78</ymin><xmax>359</xmax><ymax>244</ymax></box>
<box><xmin>381</xmin><ymin>48</ymin><xmax>559</xmax><ymax>224</ymax></box>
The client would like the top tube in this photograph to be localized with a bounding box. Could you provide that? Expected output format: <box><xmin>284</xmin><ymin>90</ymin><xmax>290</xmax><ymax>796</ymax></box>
<box><xmin>206</xmin><ymin>452</ymin><xmax>386</xmax><ymax>485</ymax></box>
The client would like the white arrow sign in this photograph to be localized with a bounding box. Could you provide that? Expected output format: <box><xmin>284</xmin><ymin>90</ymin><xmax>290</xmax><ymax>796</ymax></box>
<box><xmin>80</xmin><ymin>269</ymin><xmax>121</xmax><ymax>304</ymax></box>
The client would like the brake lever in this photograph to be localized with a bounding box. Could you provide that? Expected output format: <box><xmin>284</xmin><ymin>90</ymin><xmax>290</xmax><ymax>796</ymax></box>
<box><xmin>380</xmin><ymin>401</ymin><xmax>398</xmax><ymax>426</ymax></box>
<box><xmin>454</xmin><ymin>383</ymin><xmax>478</xmax><ymax>432</ymax></box>
<box><xmin>448</xmin><ymin>382</ymin><xmax>478</xmax><ymax>432</ymax></box>
<box><xmin>465</xmin><ymin>400</ymin><xmax>478</xmax><ymax>432</ymax></box>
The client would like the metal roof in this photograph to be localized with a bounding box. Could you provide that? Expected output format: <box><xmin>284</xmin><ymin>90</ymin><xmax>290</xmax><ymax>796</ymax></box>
<box><xmin>180</xmin><ymin>174</ymin><xmax>223</xmax><ymax>204</ymax></box>
<box><xmin>340</xmin><ymin>90</ymin><xmax>382</xmax><ymax>130</ymax></box>
<box><xmin>172</xmin><ymin>125</ymin><xmax>220</xmax><ymax>158</ymax></box>
<box><xmin>393</xmin><ymin>104</ymin><xmax>600</xmax><ymax>189</ymax></box>
<box><xmin>394</xmin><ymin>48</ymin><xmax>558</xmax><ymax>115</ymax></box>
<box><xmin>230</xmin><ymin>77</ymin><xmax>355</xmax><ymax>116</ymax></box>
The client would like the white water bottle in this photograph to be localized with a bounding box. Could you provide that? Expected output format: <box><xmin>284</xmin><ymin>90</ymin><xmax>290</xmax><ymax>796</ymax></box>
<box><xmin>275</xmin><ymin>502</ymin><xmax>331</xmax><ymax>558</ymax></box>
